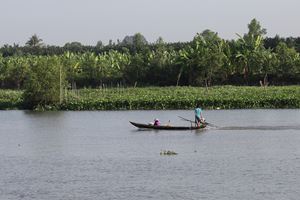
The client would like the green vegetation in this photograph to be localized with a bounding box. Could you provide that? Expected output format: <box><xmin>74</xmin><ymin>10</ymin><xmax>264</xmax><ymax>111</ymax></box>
<box><xmin>0</xmin><ymin>19</ymin><xmax>300</xmax><ymax>109</ymax></box>
<box><xmin>60</xmin><ymin>86</ymin><xmax>300</xmax><ymax>110</ymax></box>
<box><xmin>22</xmin><ymin>56</ymin><xmax>66</xmax><ymax>109</ymax></box>
<box><xmin>160</xmin><ymin>150</ymin><xmax>178</xmax><ymax>155</ymax></box>
<box><xmin>1</xmin><ymin>86</ymin><xmax>299</xmax><ymax>110</ymax></box>
<box><xmin>0</xmin><ymin>90</ymin><xmax>23</xmax><ymax>109</ymax></box>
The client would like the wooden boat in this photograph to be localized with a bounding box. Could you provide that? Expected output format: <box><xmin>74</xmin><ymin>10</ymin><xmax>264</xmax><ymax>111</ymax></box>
<box><xmin>130</xmin><ymin>121</ymin><xmax>206</xmax><ymax>130</ymax></box>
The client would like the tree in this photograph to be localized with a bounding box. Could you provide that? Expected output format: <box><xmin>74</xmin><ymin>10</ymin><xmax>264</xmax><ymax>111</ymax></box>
<box><xmin>176</xmin><ymin>30</ymin><xmax>225</xmax><ymax>86</ymax></box>
<box><xmin>194</xmin><ymin>30</ymin><xmax>225</xmax><ymax>86</ymax></box>
<box><xmin>64</xmin><ymin>42</ymin><xmax>84</xmax><ymax>53</ymax></box>
<box><xmin>121</xmin><ymin>33</ymin><xmax>148</xmax><ymax>53</ymax></box>
<box><xmin>25</xmin><ymin>34</ymin><xmax>43</xmax><ymax>47</ymax></box>
<box><xmin>264</xmin><ymin>35</ymin><xmax>283</xmax><ymax>50</ymax></box>
<box><xmin>122</xmin><ymin>33</ymin><xmax>148</xmax><ymax>45</ymax></box>
<box><xmin>96</xmin><ymin>40</ymin><xmax>104</xmax><ymax>49</ymax></box>
<box><xmin>23</xmin><ymin>56</ymin><xmax>66</xmax><ymax>108</ymax></box>
<box><xmin>145</xmin><ymin>40</ymin><xmax>177</xmax><ymax>85</ymax></box>
<box><xmin>244</xmin><ymin>18</ymin><xmax>266</xmax><ymax>41</ymax></box>
<box><xmin>123</xmin><ymin>53</ymin><xmax>146</xmax><ymax>85</ymax></box>
<box><xmin>4</xmin><ymin>56</ymin><xmax>29</xmax><ymax>89</ymax></box>
<box><xmin>236</xmin><ymin>18</ymin><xmax>267</xmax><ymax>84</ymax></box>
<box><xmin>61</xmin><ymin>52</ymin><xmax>81</xmax><ymax>89</ymax></box>
<box><xmin>220</xmin><ymin>40</ymin><xmax>235</xmax><ymax>83</ymax></box>
<box><xmin>274</xmin><ymin>42</ymin><xmax>300</xmax><ymax>82</ymax></box>
<box><xmin>155</xmin><ymin>37</ymin><xmax>164</xmax><ymax>45</ymax></box>
<box><xmin>132</xmin><ymin>33</ymin><xmax>148</xmax><ymax>48</ymax></box>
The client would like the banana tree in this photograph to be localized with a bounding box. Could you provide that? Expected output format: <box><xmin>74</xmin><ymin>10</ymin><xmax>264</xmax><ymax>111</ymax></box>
<box><xmin>61</xmin><ymin>52</ymin><xmax>81</xmax><ymax>89</ymax></box>
<box><xmin>144</xmin><ymin>48</ymin><xmax>177</xmax><ymax>85</ymax></box>
<box><xmin>196</xmin><ymin>31</ymin><xmax>226</xmax><ymax>87</ymax></box>
<box><xmin>98</xmin><ymin>50</ymin><xmax>131</xmax><ymax>84</ymax></box>
<box><xmin>235</xmin><ymin>33</ymin><xmax>264</xmax><ymax>84</ymax></box>
<box><xmin>258</xmin><ymin>49</ymin><xmax>278</xmax><ymax>86</ymax></box>
<box><xmin>178</xmin><ymin>30</ymin><xmax>225</xmax><ymax>86</ymax></box>
<box><xmin>220</xmin><ymin>41</ymin><xmax>234</xmax><ymax>82</ymax></box>
<box><xmin>175</xmin><ymin>47</ymin><xmax>192</xmax><ymax>86</ymax></box>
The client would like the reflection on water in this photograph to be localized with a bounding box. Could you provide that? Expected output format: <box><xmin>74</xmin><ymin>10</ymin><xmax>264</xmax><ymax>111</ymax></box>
<box><xmin>0</xmin><ymin>109</ymin><xmax>300</xmax><ymax>200</ymax></box>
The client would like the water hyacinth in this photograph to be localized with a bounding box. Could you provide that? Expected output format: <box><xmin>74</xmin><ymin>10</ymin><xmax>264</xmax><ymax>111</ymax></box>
<box><xmin>160</xmin><ymin>150</ymin><xmax>178</xmax><ymax>155</ymax></box>
<box><xmin>1</xmin><ymin>86</ymin><xmax>300</xmax><ymax>110</ymax></box>
<box><xmin>0</xmin><ymin>90</ymin><xmax>23</xmax><ymax>110</ymax></box>
<box><xmin>61</xmin><ymin>86</ymin><xmax>300</xmax><ymax>110</ymax></box>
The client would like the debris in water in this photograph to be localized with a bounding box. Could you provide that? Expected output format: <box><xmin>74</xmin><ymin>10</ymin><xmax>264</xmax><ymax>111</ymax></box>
<box><xmin>160</xmin><ymin>150</ymin><xmax>178</xmax><ymax>155</ymax></box>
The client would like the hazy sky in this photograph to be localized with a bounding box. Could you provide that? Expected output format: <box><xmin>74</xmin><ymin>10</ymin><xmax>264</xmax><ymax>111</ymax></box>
<box><xmin>0</xmin><ymin>0</ymin><xmax>299</xmax><ymax>46</ymax></box>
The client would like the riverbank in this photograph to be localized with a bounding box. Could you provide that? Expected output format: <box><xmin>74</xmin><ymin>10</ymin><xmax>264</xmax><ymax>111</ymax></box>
<box><xmin>1</xmin><ymin>86</ymin><xmax>300</xmax><ymax>110</ymax></box>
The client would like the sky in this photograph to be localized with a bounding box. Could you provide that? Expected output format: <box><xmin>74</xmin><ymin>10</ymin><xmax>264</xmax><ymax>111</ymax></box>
<box><xmin>0</xmin><ymin>0</ymin><xmax>299</xmax><ymax>46</ymax></box>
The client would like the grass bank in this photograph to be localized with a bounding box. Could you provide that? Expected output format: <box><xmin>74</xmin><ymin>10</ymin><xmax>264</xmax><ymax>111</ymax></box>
<box><xmin>1</xmin><ymin>86</ymin><xmax>300</xmax><ymax>110</ymax></box>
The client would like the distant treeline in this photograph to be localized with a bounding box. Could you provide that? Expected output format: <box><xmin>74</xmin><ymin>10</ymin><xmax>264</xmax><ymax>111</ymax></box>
<box><xmin>1</xmin><ymin>19</ymin><xmax>300</xmax><ymax>92</ymax></box>
<box><xmin>1</xmin><ymin>36</ymin><xmax>300</xmax><ymax>58</ymax></box>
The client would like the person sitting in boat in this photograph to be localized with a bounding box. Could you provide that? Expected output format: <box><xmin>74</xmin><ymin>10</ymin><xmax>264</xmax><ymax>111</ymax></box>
<box><xmin>194</xmin><ymin>105</ymin><xmax>204</xmax><ymax>127</ymax></box>
<box><xmin>154</xmin><ymin>118</ymin><xmax>160</xmax><ymax>126</ymax></box>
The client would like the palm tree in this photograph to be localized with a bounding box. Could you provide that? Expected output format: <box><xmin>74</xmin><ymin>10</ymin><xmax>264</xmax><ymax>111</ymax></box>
<box><xmin>25</xmin><ymin>34</ymin><xmax>43</xmax><ymax>47</ymax></box>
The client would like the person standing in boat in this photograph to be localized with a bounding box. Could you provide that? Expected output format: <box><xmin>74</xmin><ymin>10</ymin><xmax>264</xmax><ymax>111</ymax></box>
<box><xmin>194</xmin><ymin>105</ymin><xmax>204</xmax><ymax>127</ymax></box>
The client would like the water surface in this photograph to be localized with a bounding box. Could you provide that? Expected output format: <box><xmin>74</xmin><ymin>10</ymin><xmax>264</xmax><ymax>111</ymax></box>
<box><xmin>1</xmin><ymin>109</ymin><xmax>300</xmax><ymax>200</ymax></box>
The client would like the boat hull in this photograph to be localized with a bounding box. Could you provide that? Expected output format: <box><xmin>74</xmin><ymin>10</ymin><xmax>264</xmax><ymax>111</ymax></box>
<box><xmin>130</xmin><ymin>121</ymin><xmax>206</xmax><ymax>130</ymax></box>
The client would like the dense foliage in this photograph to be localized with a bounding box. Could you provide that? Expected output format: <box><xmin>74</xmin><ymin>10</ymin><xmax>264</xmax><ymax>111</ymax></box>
<box><xmin>1</xmin><ymin>20</ymin><xmax>300</xmax><ymax>91</ymax></box>
<box><xmin>0</xmin><ymin>19</ymin><xmax>300</xmax><ymax>108</ymax></box>
<box><xmin>1</xmin><ymin>86</ymin><xmax>299</xmax><ymax>110</ymax></box>
<box><xmin>22</xmin><ymin>56</ymin><xmax>66</xmax><ymax>108</ymax></box>
<box><xmin>62</xmin><ymin>86</ymin><xmax>300</xmax><ymax>110</ymax></box>
<box><xmin>0</xmin><ymin>90</ymin><xmax>23</xmax><ymax>109</ymax></box>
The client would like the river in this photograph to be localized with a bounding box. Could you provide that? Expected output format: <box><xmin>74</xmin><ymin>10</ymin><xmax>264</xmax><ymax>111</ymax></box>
<box><xmin>1</xmin><ymin>109</ymin><xmax>300</xmax><ymax>200</ymax></box>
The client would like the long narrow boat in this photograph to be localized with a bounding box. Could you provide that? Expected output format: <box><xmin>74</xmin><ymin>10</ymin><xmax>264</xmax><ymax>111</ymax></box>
<box><xmin>130</xmin><ymin>121</ymin><xmax>206</xmax><ymax>130</ymax></box>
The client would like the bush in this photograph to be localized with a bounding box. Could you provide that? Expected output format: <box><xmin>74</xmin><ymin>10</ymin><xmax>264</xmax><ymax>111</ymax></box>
<box><xmin>23</xmin><ymin>57</ymin><xmax>66</xmax><ymax>109</ymax></box>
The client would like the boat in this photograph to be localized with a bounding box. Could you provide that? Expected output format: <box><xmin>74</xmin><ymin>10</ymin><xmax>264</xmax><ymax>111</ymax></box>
<box><xmin>129</xmin><ymin>121</ymin><xmax>206</xmax><ymax>130</ymax></box>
